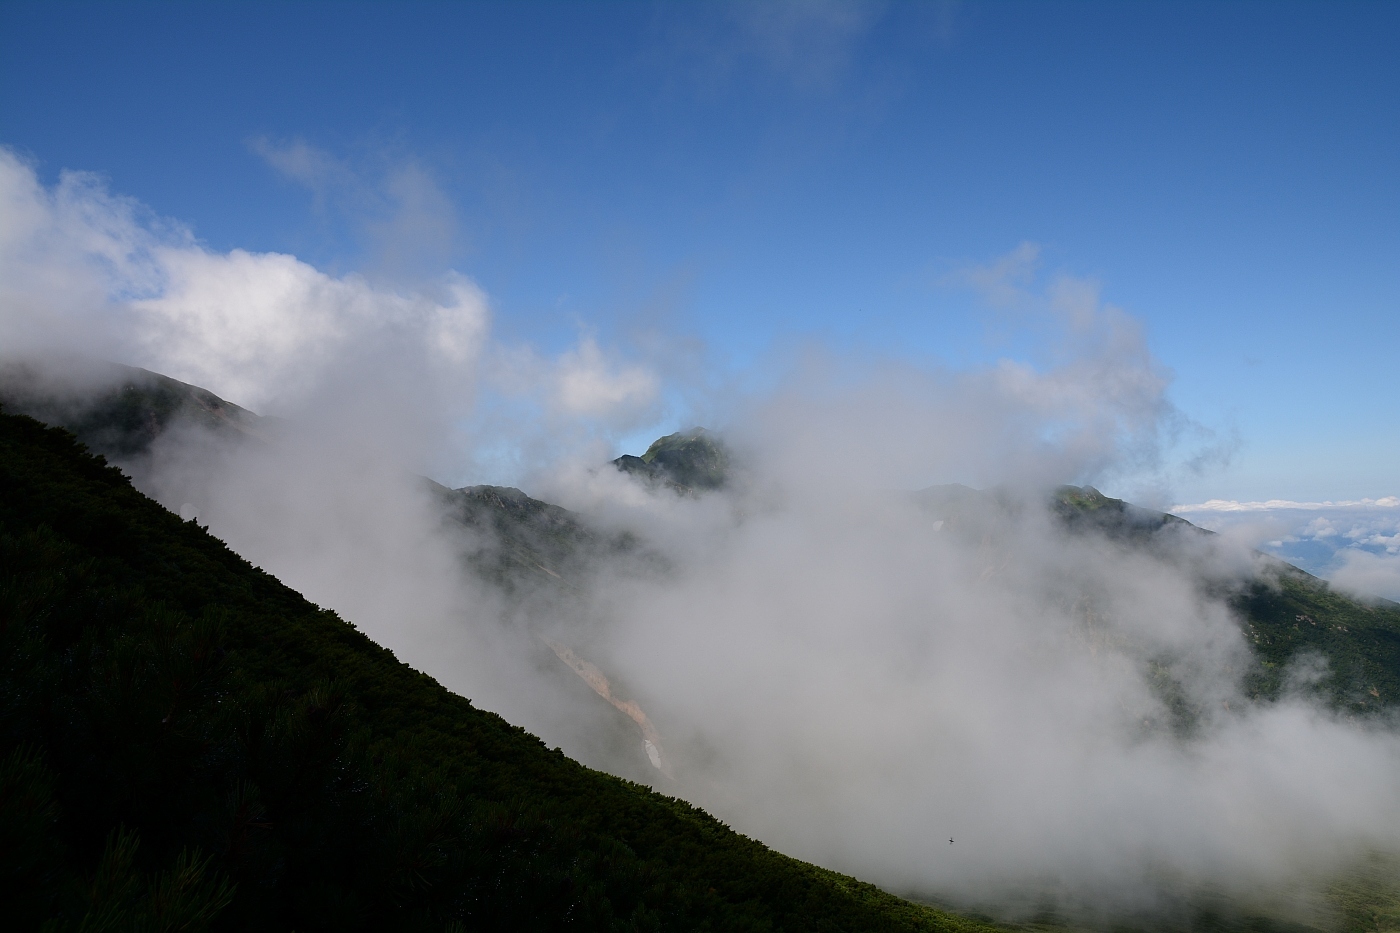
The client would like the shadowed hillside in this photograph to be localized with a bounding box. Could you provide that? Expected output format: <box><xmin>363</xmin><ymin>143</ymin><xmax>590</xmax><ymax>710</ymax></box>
<box><xmin>2</xmin><ymin>358</ymin><xmax>1395</xmax><ymax>717</ymax></box>
<box><xmin>0</xmin><ymin>408</ymin><xmax>998</xmax><ymax>931</ymax></box>
<box><xmin>4</xmin><ymin>364</ymin><xmax>1400</xmax><ymax>932</ymax></box>
<box><xmin>0</xmin><ymin>357</ymin><xmax>266</xmax><ymax>459</ymax></box>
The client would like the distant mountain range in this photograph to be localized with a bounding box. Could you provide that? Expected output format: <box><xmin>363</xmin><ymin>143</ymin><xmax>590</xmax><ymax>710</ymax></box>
<box><xmin>4</xmin><ymin>357</ymin><xmax>1399</xmax><ymax>931</ymax></box>
<box><xmin>5</xmin><ymin>357</ymin><xmax>1397</xmax><ymax>718</ymax></box>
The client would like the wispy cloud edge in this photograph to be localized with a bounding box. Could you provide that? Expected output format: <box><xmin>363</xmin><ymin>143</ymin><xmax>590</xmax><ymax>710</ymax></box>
<box><xmin>1172</xmin><ymin>497</ymin><xmax>1400</xmax><ymax>513</ymax></box>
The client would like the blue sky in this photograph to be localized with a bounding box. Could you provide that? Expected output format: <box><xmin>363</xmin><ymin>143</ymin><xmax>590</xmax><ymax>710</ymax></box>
<box><xmin>2</xmin><ymin>0</ymin><xmax>1397</xmax><ymax>506</ymax></box>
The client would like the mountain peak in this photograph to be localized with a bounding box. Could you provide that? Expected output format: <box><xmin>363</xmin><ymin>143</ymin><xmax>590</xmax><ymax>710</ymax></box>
<box><xmin>614</xmin><ymin>427</ymin><xmax>729</xmax><ymax>493</ymax></box>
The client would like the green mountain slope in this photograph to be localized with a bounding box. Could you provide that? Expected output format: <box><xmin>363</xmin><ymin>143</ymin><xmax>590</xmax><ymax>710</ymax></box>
<box><xmin>915</xmin><ymin>482</ymin><xmax>1400</xmax><ymax>716</ymax></box>
<box><xmin>1234</xmin><ymin>564</ymin><xmax>1400</xmax><ymax>711</ymax></box>
<box><xmin>1048</xmin><ymin>485</ymin><xmax>1400</xmax><ymax>713</ymax></box>
<box><xmin>1050</xmin><ymin>484</ymin><xmax>1199</xmax><ymax>541</ymax></box>
<box><xmin>0</xmin><ymin>409</ymin><xmax>996</xmax><ymax>931</ymax></box>
<box><xmin>613</xmin><ymin>429</ymin><xmax>729</xmax><ymax>494</ymax></box>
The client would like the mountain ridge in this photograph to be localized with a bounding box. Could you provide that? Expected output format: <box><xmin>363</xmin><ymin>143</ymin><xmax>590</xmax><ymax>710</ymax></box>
<box><xmin>0</xmin><ymin>407</ymin><xmax>995</xmax><ymax>931</ymax></box>
<box><xmin>4</xmin><ymin>360</ymin><xmax>1400</xmax><ymax>930</ymax></box>
<box><xmin>3</xmin><ymin>361</ymin><xmax>1395</xmax><ymax>718</ymax></box>
<box><xmin>613</xmin><ymin>428</ymin><xmax>729</xmax><ymax>494</ymax></box>
<box><xmin>0</xmin><ymin>356</ymin><xmax>267</xmax><ymax>459</ymax></box>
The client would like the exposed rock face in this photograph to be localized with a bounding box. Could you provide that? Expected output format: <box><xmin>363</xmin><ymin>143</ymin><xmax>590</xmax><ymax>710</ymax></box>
<box><xmin>542</xmin><ymin>637</ymin><xmax>674</xmax><ymax>778</ymax></box>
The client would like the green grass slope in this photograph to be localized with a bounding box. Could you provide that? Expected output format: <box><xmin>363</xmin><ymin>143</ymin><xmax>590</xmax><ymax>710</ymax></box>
<box><xmin>613</xmin><ymin>429</ymin><xmax>729</xmax><ymax>494</ymax></box>
<box><xmin>0</xmin><ymin>409</ymin><xmax>996</xmax><ymax>932</ymax></box>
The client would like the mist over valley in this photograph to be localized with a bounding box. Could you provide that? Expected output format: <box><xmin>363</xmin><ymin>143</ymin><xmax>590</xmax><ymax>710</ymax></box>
<box><xmin>4</xmin><ymin>342</ymin><xmax>1398</xmax><ymax>930</ymax></box>
<box><xmin>3</xmin><ymin>5</ymin><xmax>1398</xmax><ymax>925</ymax></box>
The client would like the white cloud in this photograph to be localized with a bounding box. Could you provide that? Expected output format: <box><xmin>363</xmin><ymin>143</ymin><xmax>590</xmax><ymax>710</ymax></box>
<box><xmin>0</xmin><ymin>148</ymin><xmax>170</xmax><ymax>348</ymax></box>
<box><xmin>131</xmin><ymin>250</ymin><xmax>489</xmax><ymax>409</ymax></box>
<box><xmin>1173</xmin><ymin>496</ymin><xmax>1400</xmax><ymax>600</ymax></box>
<box><xmin>250</xmin><ymin>137</ymin><xmax>458</xmax><ymax>280</ymax></box>
<box><xmin>933</xmin><ymin>241</ymin><xmax>1228</xmax><ymax>495</ymax></box>
<box><xmin>248</xmin><ymin>136</ymin><xmax>356</xmax><ymax>191</ymax></box>
<box><xmin>1331</xmin><ymin>550</ymin><xmax>1400</xmax><ymax>602</ymax></box>
<box><xmin>0</xmin><ymin>147</ymin><xmax>489</xmax><ymax>412</ymax></box>
<box><xmin>947</xmin><ymin>240</ymin><xmax>1041</xmax><ymax>308</ymax></box>
<box><xmin>553</xmin><ymin>336</ymin><xmax>659</xmax><ymax>418</ymax></box>
<box><xmin>9</xmin><ymin>147</ymin><xmax>1400</xmax><ymax>920</ymax></box>
<box><xmin>1173</xmin><ymin>497</ymin><xmax>1400</xmax><ymax>513</ymax></box>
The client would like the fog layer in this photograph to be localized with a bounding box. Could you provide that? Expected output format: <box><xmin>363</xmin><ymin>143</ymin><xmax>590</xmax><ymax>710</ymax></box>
<box><xmin>4</xmin><ymin>148</ymin><xmax>1398</xmax><ymax>920</ymax></box>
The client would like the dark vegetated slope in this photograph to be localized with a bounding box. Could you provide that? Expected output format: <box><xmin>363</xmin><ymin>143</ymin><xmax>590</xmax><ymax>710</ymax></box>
<box><xmin>0</xmin><ymin>410</ymin><xmax>996</xmax><ymax>932</ymax></box>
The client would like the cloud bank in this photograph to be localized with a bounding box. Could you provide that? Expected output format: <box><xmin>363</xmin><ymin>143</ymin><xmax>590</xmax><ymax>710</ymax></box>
<box><xmin>1175</xmin><ymin>497</ymin><xmax>1400</xmax><ymax>513</ymax></box>
<box><xmin>1175</xmin><ymin>497</ymin><xmax>1400</xmax><ymax>602</ymax></box>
